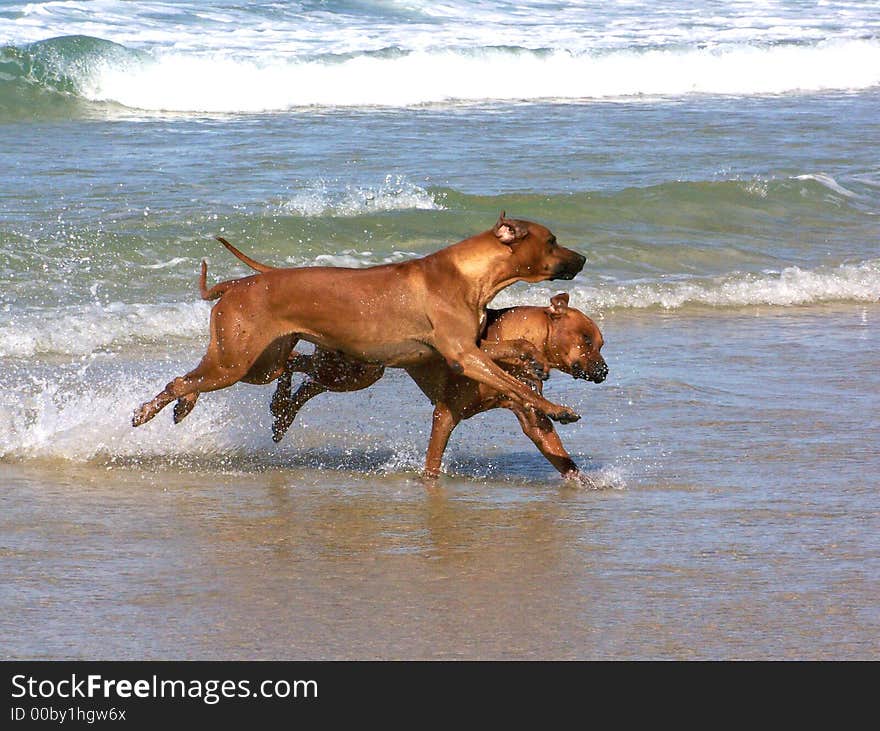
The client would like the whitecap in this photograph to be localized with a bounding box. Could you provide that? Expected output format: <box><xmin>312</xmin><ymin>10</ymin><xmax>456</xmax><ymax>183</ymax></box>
<box><xmin>66</xmin><ymin>40</ymin><xmax>880</xmax><ymax>112</ymax></box>
<box><xmin>278</xmin><ymin>176</ymin><xmax>443</xmax><ymax>217</ymax></box>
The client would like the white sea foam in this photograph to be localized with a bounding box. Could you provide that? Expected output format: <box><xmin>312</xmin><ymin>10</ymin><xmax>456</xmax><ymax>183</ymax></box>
<box><xmin>572</xmin><ymin>464</ymin><xmax>628</xmax><ymax>491</ymax></box>
<box><xmin>280</xmin><ymin>176</ymin><xmax>443</xmax><ymax>217</ymax></box>
<box><xmin>141</xmin><ymin>256</ymin><xmax>190</xmax><ymax>270</ymax></box>
<box><xmin>493</xmin><ymin>259</ymin><xmax>880</xmax><ymax>311</ymax></box>
<box><xmin>0</xmin><ymin>300</ymin><xmax>209</xmax><ymax>358</ymax></box>
<box><xmin>65</xmin><ymin>39</ymin><xmax>880</xmax><ymax>112</ymax></box>
<box><xmin>6</xmin><ymin>0</ymin><xmax>880</xmax><ymax>57</ymax></box>
<box><xmin>793</xmin><ymin>173</ymin><xmax>859</xmax><ymax>199</ymax></box>
<box><xmin>6</xmin><ymin>0</ymin><xmax>880</xmax><ymax>111</ymax></box>
<box><xmin>0</xmin><ymin>365</ymin><xmax>274</xmax><ymax>462</ymax></box>
<box><xmin>0</xmin><ymin>361</ymin><xmax>423</xmax><ymax>467</ymax></box>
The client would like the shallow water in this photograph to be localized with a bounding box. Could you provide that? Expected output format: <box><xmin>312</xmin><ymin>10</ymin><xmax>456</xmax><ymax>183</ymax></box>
<box><xmin>1</xmin><ymin>0</ymin><xmax>879</xmax><ymax>659</ymax></box>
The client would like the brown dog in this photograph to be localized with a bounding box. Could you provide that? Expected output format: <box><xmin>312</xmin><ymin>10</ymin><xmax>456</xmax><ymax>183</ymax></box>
<box><xmin>271</xmin><ymin>293</ymin><xmax>607</xmax><ymax>480</ymax></box>
<box><xmin>132</xmin><ymin>214</ymin><xmax>586</xmax><ymax>428</ymax></box>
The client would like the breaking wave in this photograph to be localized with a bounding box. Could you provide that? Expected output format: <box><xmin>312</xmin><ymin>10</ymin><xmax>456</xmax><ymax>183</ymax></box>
<box><xmin>3</xmin><ymin>35</ymin><xmax>880</xmax><ymax>114</ymax></box>
<box><xmin>279</xmin><ymin>176</ymin><xmax>444</xmax><ymax>217</ymax></box>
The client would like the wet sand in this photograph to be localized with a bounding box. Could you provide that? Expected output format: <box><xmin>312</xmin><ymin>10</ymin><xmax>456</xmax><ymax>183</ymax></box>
<box><xmin>2</xmin><ymin>461</ymin><xmax>876</xmax><ymax>660</ymax></box>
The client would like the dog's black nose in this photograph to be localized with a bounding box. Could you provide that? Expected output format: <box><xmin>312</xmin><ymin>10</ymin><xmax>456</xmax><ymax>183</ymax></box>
<box><xmin>591</xmin><ymin>362</ymin><xmax>608</xmax><ymax>383</ymax></box>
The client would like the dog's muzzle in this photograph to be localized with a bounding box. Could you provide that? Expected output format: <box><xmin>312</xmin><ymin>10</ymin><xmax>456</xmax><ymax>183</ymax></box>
<box><xmin>551</xmin><ymin>252</ymin><xmax>586</xmax><ymax>280</ymax></box>
<box><xmin>572</xmin><ymin>360</ymin><xmax>608</xmax><ymax>383</ymax></box>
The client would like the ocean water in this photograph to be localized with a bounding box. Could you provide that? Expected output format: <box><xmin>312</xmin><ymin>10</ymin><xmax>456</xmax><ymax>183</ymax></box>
<box><xmin>1</xmin><ymin>0</ymin><xmax>878</xmax><ymax>659</ymax></box>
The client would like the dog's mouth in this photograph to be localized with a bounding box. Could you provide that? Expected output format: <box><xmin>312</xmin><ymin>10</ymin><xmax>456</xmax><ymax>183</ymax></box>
<box><xmin>550</xmin><ymin>252</ymin><xmax>586</xmax><ymax>280</ymax></box>
<box><xmin>552</xmin><ymin>268</ymin><xmax>578</xmax><ymax>281</ymax></box>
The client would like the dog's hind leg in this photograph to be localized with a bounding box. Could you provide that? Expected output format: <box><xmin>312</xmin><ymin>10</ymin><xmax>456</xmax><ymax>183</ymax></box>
<box><xmin>271</xmin><ymin>378</ymin><xmax>328</xmax><ymax>443</ymax></box>
<box><xmin>270</xmin><ymin>351</ymin><xmax>311</xmax><ymax>418</ymax></box>
<box><xmin>132</xmin><ymin>358</ymin><xmax>250</xmax><ymax>427</ymax></box>
<box><xmin>133</xmin><ymin>338</ymin><xmax>282</xmax><ymax>428</ymax></box>
<box><xmin>173</xmin><ymin>393</ymin><xmax>200</xmax><ymax>424</ymax></box>
<box><xmin>133</xmin><ymin>287</ymin><xmax>290</xmax><ymax>427</ymax></box>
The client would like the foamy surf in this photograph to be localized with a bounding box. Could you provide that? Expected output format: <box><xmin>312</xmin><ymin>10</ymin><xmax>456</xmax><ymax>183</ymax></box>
<box><xmin>0</xmin><ymin>301</ymin><xmax>209</xmax><ymax>358</ymax></box>
<box><xmin>1</xmin><ymin>367</ymin><xmax>304</xmax><ymax>464</ymax></box>
<box><xmin>279</xmin><ymin>176</ymin><xmax>444</xmax><ymax>217</ymax></box>
<box><xmin>1</xmin><ymin>363</ymin><xmax>454</xmax><ymax>477</ymax></box>
<box><xmin>496</xmin><ymin>260</ymin><xmax>880</xmax><ymax>312</ymax></box>
<box><xmin>66</xmin><ymin>40</ymin><xmax>880</xmax><ymax>111</ymax></box>
<box><xmin>5</xmin><ymin>36</ymin><xmax>880</xmax><ymax>114</ymax></box>
<box><xmin>5</xmin><ymin>0</ymin><xmax>880</xmax><ymax>61</ymax></box>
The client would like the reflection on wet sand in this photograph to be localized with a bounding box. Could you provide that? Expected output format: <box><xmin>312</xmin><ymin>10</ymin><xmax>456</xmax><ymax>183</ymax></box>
<box><xmin>185</xmin><ymin>472</ymin><xmax>604</xmax><ymax>659</ymax></box>
<box><xmin>2</xmin><ymin>454</ymin><xmax>878</xmax><ymax>659</ymax></box>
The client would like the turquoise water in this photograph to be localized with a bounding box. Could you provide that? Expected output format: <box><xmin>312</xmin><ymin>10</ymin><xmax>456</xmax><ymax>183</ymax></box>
<box><xmin>0</xmin><ymin>0</ymin><xmax>878</xmax><ymax>659</ymax></box>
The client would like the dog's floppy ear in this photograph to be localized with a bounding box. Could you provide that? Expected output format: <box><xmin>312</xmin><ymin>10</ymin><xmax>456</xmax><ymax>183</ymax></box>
<box><xmin>547</xmin><ymin>292</ymin><xmax>570</xmax><ymax>318</ymax></box>
<box><xmin>493</xmin><ymin>211</ymin><xmax>528</xmax><ymax>245</ymax></box>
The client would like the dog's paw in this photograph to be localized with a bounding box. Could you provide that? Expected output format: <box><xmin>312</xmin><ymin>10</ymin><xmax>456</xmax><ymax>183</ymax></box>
<box><xmin>271</xmin><ymin>421</ymin><xmax>287</xmax><ymax>443</ymax></box>
<box><xmin>420</xmin><ymin>469</ymin><xmax>442</xmax><ymax>485</ymax></box>
<box><xmin>561</xmin><ymin>469</ymin><xmax>598</xmax><ymax>488</ymax></box>
<box><xmin>272</xmin><ymin>411</ymin><xmax>296</xmax><ymax>442</ymax></box>
<box><xmin>131</xmin><ymin>405</ymin><xmax>153</xmax><ymax>428</ymax></box>
<box><xmin>173</xmin><ymin>396</ymin><xmax>196</xmax><ymax>424</ymax></box>
<box><xmin>517</xmin><ymin>352</ymin><xmax>550</xmax><ymax>381</ymax></box>
<box><xmin>548</xmin><ymin>406</ymin><xmax>580</xmax><ymax>424</ymax></box>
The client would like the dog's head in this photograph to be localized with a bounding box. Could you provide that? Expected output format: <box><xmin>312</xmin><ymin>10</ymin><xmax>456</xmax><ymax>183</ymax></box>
<box><xmin>493</xmin><ymin>212</ymin><xmax>586</xmax><ymax>283</ymax></box>
<box><xmin>542</xmin><ymin>293</ymin><xmax>607</xmax><ymax>383</ymax></box>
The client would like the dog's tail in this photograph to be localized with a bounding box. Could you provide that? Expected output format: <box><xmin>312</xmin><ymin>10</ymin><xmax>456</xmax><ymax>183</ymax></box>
<box><xmin>198</xmin><ymin>260</ymin><xmax>235</xmax><ymax>301</ymax></box>
<box><xmin>199</xmin><ymin>237</ymin><xmax>275</xmax><ymax>300</ymax></box>
<box><xmin>216</xmin><ymin>236</ymin><xmax>274</xmax><ymax>273</ymax></box>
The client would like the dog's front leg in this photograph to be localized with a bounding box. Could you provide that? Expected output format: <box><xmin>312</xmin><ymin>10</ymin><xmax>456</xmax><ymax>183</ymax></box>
<box><xmin>435</xmin><ymin>340</ymin><xmax>579</xmax><ymax>424</ymax></box>
<box><xmin>511</xmin><ymin>406</ymin><xmax>580</xmax><ymax>478</ymax></box>
<box><xmin>479</xmin><ymin>338</ymin><xmax>549</xmax><ymax>381</ymax></box>
<box><xmin>422</xmin><ymin>402</ymin><xmax>458</xmax><ymax>481</ymax></box>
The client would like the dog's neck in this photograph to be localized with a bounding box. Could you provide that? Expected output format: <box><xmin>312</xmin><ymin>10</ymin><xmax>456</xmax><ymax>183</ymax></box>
<box><xmin>436</xmin><ymin>232</ymin><xmax>525</xmax><ymax>311</ymax></box>
<box><xmin>541</xmin><ymin>316</ymin><xmax>567</xmax><ymax>370</ymax></box>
